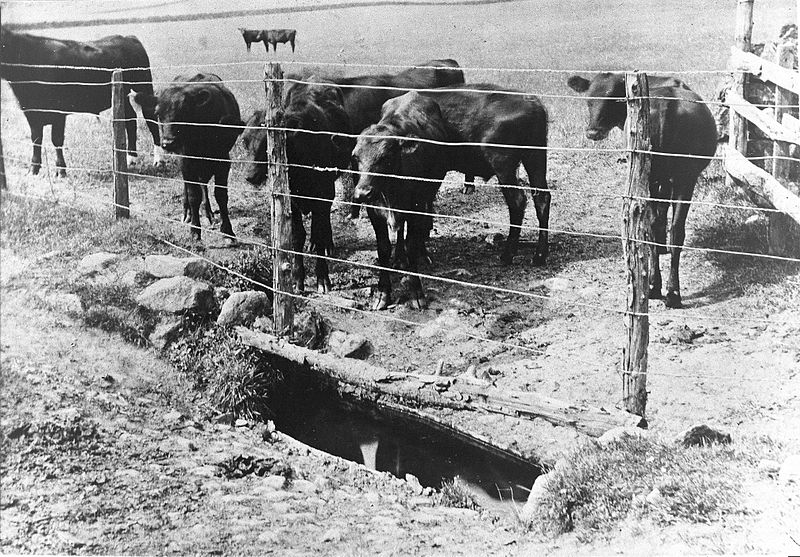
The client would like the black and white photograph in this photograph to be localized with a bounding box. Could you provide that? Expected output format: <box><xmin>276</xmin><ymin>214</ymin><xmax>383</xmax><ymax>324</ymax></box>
<box><xmin>1</xmin><ymin>0</ymin><xmax>798</xmax><ymax>554</ymax></box>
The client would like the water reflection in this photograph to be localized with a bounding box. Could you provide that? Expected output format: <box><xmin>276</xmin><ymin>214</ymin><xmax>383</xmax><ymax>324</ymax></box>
<box><xmin>273</xmin><ymin>394</ymin><xmax>539</xmax><ymax>510</ymax></box>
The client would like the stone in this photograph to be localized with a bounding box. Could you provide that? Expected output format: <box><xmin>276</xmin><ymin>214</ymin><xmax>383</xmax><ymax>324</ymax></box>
<box><xmin>519</xmin><ymin>472</ymin><xmax>553</xmax><ymax>521</ymax></box>
<box><xmin>262</xmin><ymin>475</ymin><xmax>287</xmax><ymax>490</ymax></box>
<box><xmin>758</xmin><ymin>459</ymin><xmax>781</xmax><ymax>475</ymax></box>
<box><xmin>321</xmin><ymin>528</ymin><xmax>342</xmax><ymax>542</ymax></box>
<box><xmin>144</xmin><ymin>254</ymin><xmax>212</xmax><ymax>279</ymax></box>
<box><xmin>597</xmin><ymin>426</ymin><xmax>646</xmax><ymax>447</ymax></box>
<box><xmin>136</xmin><ymin>276</ymin><xmax>215</xmax><ymax>314</ymax></box>
<box><xmin>405</xmin><ymin>473</ymin><xmax>424</xmax><ymax>495</ymax></box>
<box><xmin>779</xmin><ymin>454</ymin><xmax>800</xmax><ymax>485</ymax></box>
<box><xmin>216</xmin><ymin>291</ymin><xmax>271</xmax><ymax>328</ymax></box>
<box><xmin>150</xmin><ymin>318</ymin><xmax>183</xmax><ymax>351</ymax></box>
<box><xmin>646</xmin><ymin>487</ymin><xmax>663</xmax><ymax>504</ymax></box>
<box><xmin>78</xmin><ymin>252</ymin><xmax>120</xmax><ymax>275</ymax></box>
<box><xmin>675</xmin><ymin>424</ymin><xmax>732</xmax><ymax>447</ymax></box>
<box><xmin>292</xmin><ymin>479</ymin><xmax>317</xmax><ymax>494</ymax></box>
<box><xmin>327</xmin><ymin>330</ymin><xmax>372</xmax><ymax>359</ymax></box>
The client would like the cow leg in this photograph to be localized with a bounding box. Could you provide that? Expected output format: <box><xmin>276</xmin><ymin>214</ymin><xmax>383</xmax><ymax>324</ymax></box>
<box><xmin>498</xmin><ymin>178</ymin><xmax>527</xmax><ymax>265</ymax></box>
<box><xmin>137</xmin><ymin>92</ymin><xmax>163</xmax><ymax>166</ymax></box>
<box><xmin>290</xmin><ymin>38</ymin><xmax>296</xmax><ymax>52</ymax></box>
<box><xmin>50</xmin><ymin>114</ymin><xmax>67</xmax><ymax>178</ymax></box>
<box><xmin>184</xmin><ymin>169</ymin><xmax>204</xmax><ymax>242</ymax></box>
<box><xmin>403</xmin><ymin>213</ymin><xmax>427</xmax><ymax>310</ymax></box>
<box><xmin>649</xmin><ymin>199</ymin><xmax>668</xmax><ymax>300</ymax></box>
<box><xmin>664</xmin><ymin>186</ymin><xmax>694</xmax><ymax>309</ymax></box>
<box><xmin>26</xmin><ymin>116</ymin><xmax>44</xmax><ymax>175</ymax></box>
<box><xmin>393</xmin><ymin>216</ymin><xmax>408</xmax><ymax>270</ymax></box>
<box><xmin>291</xmin><ymin>204</ymin><xmax>307</xmax><ymax>293</ymax></box>
<box><xmin>522</xmin><ymin>150</ymin><xmax>549</xmax><ymax>264</ymax></box>
<box><xmin>213</xmin><ymin>161</ymin><xmax>235</xmax><ymax>242</ymax></box>
<box><xmin>124</xmin><ymin>97</ymin><xmax>138</xmax><ymax>166</ymax></box>
<box><xmin>367</xmin><ymin>207</ymin><xmax>393</xmax><ymax>310</ymax></box>
<box><xmin>310</xmin><ymin>201</ymin><xmax>334</xmax><ymax>293</ymax></box>
<box><xmin>463</xmin><ymin>173</ymin><xmax>475</xmax><ymax>194</ymax></box>
<box><xmin>202</xmin><ymin>185</ymin><xmax>215</xmax><ymax>226</ymax></box>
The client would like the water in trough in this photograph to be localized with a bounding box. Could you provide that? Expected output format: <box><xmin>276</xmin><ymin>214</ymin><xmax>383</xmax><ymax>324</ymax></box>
<box><xmin>272</xmin><ymin>388</ymin><xmax>541</xmax><ymax>512</ymax></box>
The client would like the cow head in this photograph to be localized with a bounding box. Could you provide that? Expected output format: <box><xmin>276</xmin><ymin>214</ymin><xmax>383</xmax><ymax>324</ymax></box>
<box><xmin>153</xmin><ymin>83</ymin><xmax>217</xmax><ymax>152</ymax></box>
<box><xmin>352</xmin><ymin>92</ymin><xmax>448</xmax><ymax>230</ymax></box>
<box><xmin>567</xmin><ymin>73</ymin><xmax>627</xmax><ymax>141</ymax></box>
<box><xmin>242</xmin><ymin>110</ymin><xmax>268</xmax><ymax>185</ymax></box>
<box><xmin>351</xmin><ymin>124</ymin><xmax>405</xmax><ymax>229</ymax></box>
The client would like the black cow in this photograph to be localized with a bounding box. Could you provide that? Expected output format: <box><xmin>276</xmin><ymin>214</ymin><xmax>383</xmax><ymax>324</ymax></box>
<box><xmin>242</xmin><ymin>79</ymin><xmax>350</xmax><ymax>293</ymax></box>
<box><xmin>265</xmin><ymin>29</ymin><xmax>297</xmax><ymax>53</ymax></box>
<box><xmin>568</xmin><ymin>72</ymin><xmax>717</xmax><ymax>308</ymax></box>
<box><xmin>352</xmin><ymin>87</ymin><xmax>549</xmax><ymax>310</ymax></box>
<box><xmin>0</xmin><ymin>26</ymin><xmax>161</xmax><ymax>177</ymax></box>
<box><xmin>329</xmin><ymin>59</ymin><xmax>466</xmax><ymax>219</ymax></box>
<box><xmin>238</xmin><ymin>28</ymin><xmax>297</xmax><ymax>53</ymax></box>
<box><xmin>136</xmin><ymin>73</ymin><xmax>243</xmax><ymax>243</ymax></box>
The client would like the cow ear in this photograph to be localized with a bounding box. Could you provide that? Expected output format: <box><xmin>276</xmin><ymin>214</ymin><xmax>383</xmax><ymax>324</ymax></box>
<box><xmin>195</xmin><ymin>88</ymin><xmax>213</xmax><ymax>108</ymax></box>
<box><xmin>567</xmin><ymin>75</ymin><xmax>591</xmax><ymax>93</ymax></box>
<box><xmin>399</xmin><ymin>135</ymin><xmax>428</xmax><ymax>177</ymax></box>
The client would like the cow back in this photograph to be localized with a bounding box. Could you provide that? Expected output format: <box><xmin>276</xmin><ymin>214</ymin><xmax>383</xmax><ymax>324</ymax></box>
<box><xmin>1</xmin><ymin>28</ymin><xmax>155</xmax><ymax>115</ymax></box>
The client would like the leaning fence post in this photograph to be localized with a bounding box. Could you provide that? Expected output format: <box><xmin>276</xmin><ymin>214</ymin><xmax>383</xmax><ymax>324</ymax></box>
<box><xmin>726</xmin><ymin>0</ymin><xmax>754</xmax><ymax>192</ymax></box>
<box><xmin>111</xmin><ymin>69</ymin><xmax>129</xmax><ymax>219</ymax></box>
<box><xmin>622</xmin><ymin>71</ymin><xmax>652</xmax><ymax>418</ymax></box>
<box><xmin>265</xmin><ymin>62</ymin><xmax>294</xmax><ymax>336</ymax></box>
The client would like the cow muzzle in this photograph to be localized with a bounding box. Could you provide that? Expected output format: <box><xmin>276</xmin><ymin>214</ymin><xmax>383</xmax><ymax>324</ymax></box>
<box><xmin>353</xmin><ymin>181</ymin><xmax>375</xmax><ymax>203</ymax></box>
<box><xmin>160</xmin><ymin>137</ymin><xmax>179</xmax><ymax>152</ymax></box>
<box><xmin>585</xmin><ymin>128</ymin><xmax>609</xmax><ymax>141</ymax></box>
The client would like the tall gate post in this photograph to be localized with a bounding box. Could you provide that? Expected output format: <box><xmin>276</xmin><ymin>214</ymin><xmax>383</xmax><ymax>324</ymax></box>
<box><xmin>768</xmin><ymin>42</ymin><xmax>800</xmax><ymax>255</ymax></box>
<box><xmin>622</xmin><ymin>72</ymin><xmax>652</xmax><ymax>418</ymax></box>
<box><xmin>264</xmin><ymin>62</ymin><xmax>294</xmax><ymax>336</ymax></box>
<box><xmin>0</xmin><ymin>131</ymin><xmax>7</xmax><ymax>191</ymax></box>
<box><xmin>726</xmin><ymin>0</ymin><xmax>754</xmax><ymax>192</ymax></box>
<box><xmin>111</xmin><ymin>69</ymin><xmax>130</xmax><ymax>219</ymax></box>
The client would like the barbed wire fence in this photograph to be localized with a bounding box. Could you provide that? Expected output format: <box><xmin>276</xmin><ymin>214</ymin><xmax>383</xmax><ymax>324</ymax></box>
<box><xmin>1</xmin><ymin>55</ymin><xmax>798</xmax><ymax>426</ymax></box>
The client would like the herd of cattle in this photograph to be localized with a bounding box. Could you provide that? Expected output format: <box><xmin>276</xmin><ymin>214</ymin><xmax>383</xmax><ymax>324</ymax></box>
<box><xmin>0</xmin><ymin>26</ymin><xmax>718</xmax><ymax>311</ymax></box>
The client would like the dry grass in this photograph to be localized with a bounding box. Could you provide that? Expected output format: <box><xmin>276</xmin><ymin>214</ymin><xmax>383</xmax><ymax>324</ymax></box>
<box><xmin>527</xmin><ymin>435</ymin><xmax>783</xmax><ymax>540</ymax></box>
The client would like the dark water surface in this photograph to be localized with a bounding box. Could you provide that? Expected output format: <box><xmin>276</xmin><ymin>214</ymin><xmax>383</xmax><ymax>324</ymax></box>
<box><xmin>273</xmin><ymin>389</ymin><xmax>540</xmax><ymax>510</ymax></box>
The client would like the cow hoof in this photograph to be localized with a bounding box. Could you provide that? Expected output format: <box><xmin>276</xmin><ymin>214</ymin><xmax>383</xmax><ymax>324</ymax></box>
<box><xmin>317</xmin><ymin>279</ymin><xmax>331</xmax><ymax>294</ymax></box>
<box><xmin>648</xmin><ymin>287</ymin><xmax>663</xmax><ymax>300</ymax></box>
<box><xmin>29</xmin><ymin>167</ymin><xmax>41</xmax><ymax>176</ymax></box>
<box><xmin>532</xmin><ymin>252</ymin><xmax>547</xmax><ymax>266</ymax></box>
<box><xmin>407</xmin><ymin>294</ymin><xmax>427</xmax><ymax>310</ymax></box>
<box><xmin>500</xmin><ymin>252</ymin><xmax>514</xmax><ymax>266</ymax></box>
<box><xmin>294</xmin><ymin>280</ymin><xmax>305</xmax><ymax>293</ymax></box>
<box><xmin>371</xmin><ymin>292</ymin><xmax>391</xmax><ymax>311</ymax></box>
<box><xmin>55</xmin><ymin>169</ymin><xmax>67</xmax><ymax>179</ymax></box>
<box><xmin>664</xmin><ymin>292</ymin><xmax>682</xmax><ymax>309</ymax></box>
<box><xmin>223</xmin><ymin>236</ymin><xmax>238</xmax><ymax>247</ymax></box>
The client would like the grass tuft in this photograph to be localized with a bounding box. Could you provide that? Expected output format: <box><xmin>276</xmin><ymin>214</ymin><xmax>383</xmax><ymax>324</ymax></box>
<box><xmin>167</xmin><ymin>325</ymin><xmax>281</xmax><ymax>420</ymax></box>
<box><xmin>528</xmin><ymin>436</ymin><xmax>750</xmax><ymax>539</ymax></box>
<box><xmin>434</xmin><ymin>476</ymin><xmax>482</xmax><ymax>511</ymax></box>
<box><xmin>72</xmin><ymin>283</ymin><xmax>160</xmax><ymax>347</ymax></box>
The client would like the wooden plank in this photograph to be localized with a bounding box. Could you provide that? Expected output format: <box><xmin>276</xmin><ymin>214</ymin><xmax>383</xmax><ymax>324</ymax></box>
<box><xmin>236</xmin><ymin>327</ymin><xmax>644</xmax><ymax>438</ymax></box>
<box><xmin>622</xmin><ymin>72</ymin><xmax>652</xmax><ymax>418</ymax></box>
<box><xmin>730</xmin><ymin>47</ymin><xmax>800</xmax><ymax>95</ymax></box>
<box><xmin>725</xmin><ymin>145</ymin><xmax>800</xmax><ymax>225</ymax></box>
<box><xmin>264</xmin><ymin>62</ymin><xmax>293</xmax><ymax>336</ymax></box>
<box><xmin>111</xmin><ymin>70</ymin><xmax>129</xmax><ymax>219</ymax></box>
<box><xmin>727</xmin><ymin>90</ymin><xmax>800</xmax><ymax>145</ymax></box>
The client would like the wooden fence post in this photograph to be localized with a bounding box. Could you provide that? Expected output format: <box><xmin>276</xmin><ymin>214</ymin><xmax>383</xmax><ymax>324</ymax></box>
<box><xmin>111</xmin><ymin>70</ymin><xmax>129</xmax><ymax>219</ymax></box>
<box><xmin>768</xmin><ymin>42</ymin><xmax>800</xmax><ymax>255</ymax></box>
<box><xmin>622</xmin><ymin>72</ymin><xmax>652</xmax><ymax>418</ymax></box>
<box><xmin>726</xmin><ymin>0</ymin><xmax>754</xmax><ymax>193</ymax></box>
<box><xmin>265</xmin><ymin>62</ymin><xmax>294</xmax><ymax>336</ymax></box>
